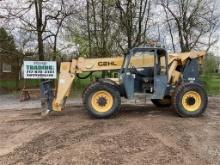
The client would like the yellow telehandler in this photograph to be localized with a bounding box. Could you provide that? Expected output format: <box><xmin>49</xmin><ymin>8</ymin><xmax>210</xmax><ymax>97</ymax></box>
<box><xmin>40</xmin><ymin>47</ymin><xmax>207</xmax><ymax>118</ymax></box>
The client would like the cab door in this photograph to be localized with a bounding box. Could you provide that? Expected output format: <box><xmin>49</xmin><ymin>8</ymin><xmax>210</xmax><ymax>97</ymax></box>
<box><xmin>152</xmin><ymin>51</ymin><xmax>168</xmax><ymax>99</ymax></box>
<box><xmin>121</xmin><ymin>72</ymin><xmax>135</xmax><ymax>99</ymax></box>
<box><xmin>120</xmin><ymin>48</ymin><xmax>155</xmax><ymax>99</ymax></box>
<box><xmin>120</xmin><ymin>51</ymin><xmax>135</xmax><ymax>99</ymax></box>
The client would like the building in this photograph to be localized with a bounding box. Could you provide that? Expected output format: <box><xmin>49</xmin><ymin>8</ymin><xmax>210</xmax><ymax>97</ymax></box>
<box><xmin>0</xmin><ymin>53</ymin><xmax>19</xmax><ymax>81</ymax></box>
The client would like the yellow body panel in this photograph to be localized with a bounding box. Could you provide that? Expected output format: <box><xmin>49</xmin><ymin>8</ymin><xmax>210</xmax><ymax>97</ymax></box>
<box><xmin>169</xmin><ymin>51</ymin><xmax>206</xmax><ymax>65</ymax></box>
<box><xmin>76</xmin><ymin>57</ymin><xmax>123</xmax><ymax>72</ymax></box>
<box><xmin>53</xmin><ymin>62</ymin><xmax>75</xmax><ymax>111</ymax></box>
<box><xmin>75</xmin><ymin>55</ymin><xmax>155</xmax><ymax>73</ymax></box>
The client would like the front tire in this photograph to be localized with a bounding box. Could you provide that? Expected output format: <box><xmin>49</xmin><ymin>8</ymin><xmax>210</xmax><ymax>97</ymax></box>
<box><xmin>83</xmin><ymin>82</ymin><xmax>121</xmax><ymax>118</ymax></box>
<box><xmin>173</xmin><ymin>83</ymin><xmax>208</xmax><ymax>117</ymax></box>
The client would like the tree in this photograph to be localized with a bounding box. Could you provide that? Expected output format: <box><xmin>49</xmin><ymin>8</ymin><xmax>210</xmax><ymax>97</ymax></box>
<box><xmin>86</xmin><ymin>0</ymin><xmax>120</xmax><ymax>57</ymax></box>
<box><xmin>42</xmin><ymin>0</ymin><xmax>79</xmax><ymax>60</ymax></box>
<box><xmin>74</xmin><ymin>0</ymin><xmax>154</xmax><ymax>57</ymax></box>
<box><xmin>161</xmin><ymin>0</ymin><xmax>219</xmax><ymax>52</ymax></box>
<box><xmin>0</xmin><ymin>27</ymin><xmax>16</xmax><ymax>53</ymax></box>
<box><xmin>1</xmin><ymin>0</ymin><xmax>78</xmax><ymax>60</ymax></box>
<box><xmin>162</xmin><ymin>4</ymin><xmax>176</xmax><ymax>52</ymax></box>
<box><xmin>0</xmin><ymin>27</ymin><xmax>23</xmax><ymax>89</ymax></box>
<box><xmin>202</xmin><ymin>53</ymin><xmax>218</xmax><ymax>75</ymax></box>
<box><xmin>34</xmin><ymin>0</ymin><xmax>45</xmax><ymax>60</ymax></box>
<box><xmin>115</xmin><ymin>0</ymin><xmax>152</xmax><ymax>51</ymax></box>
<box><xmin>1</xmin><ymin>0</ymin><xmax>49</xmax><ymax>60</ymax></box>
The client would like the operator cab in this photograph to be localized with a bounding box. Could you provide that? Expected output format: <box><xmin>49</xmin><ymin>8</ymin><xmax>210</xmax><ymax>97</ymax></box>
<box><xmin>120</xmin><ymin>47</ymin><xmax>168</xmax><ymax>100</ymax></box>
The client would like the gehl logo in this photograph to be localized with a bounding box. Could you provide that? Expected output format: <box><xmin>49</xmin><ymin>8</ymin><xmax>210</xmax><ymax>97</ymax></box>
<box><xmin>98</xmin><ymin>61</ymin><xmax>117</xmax><ymax>66</ymax></box>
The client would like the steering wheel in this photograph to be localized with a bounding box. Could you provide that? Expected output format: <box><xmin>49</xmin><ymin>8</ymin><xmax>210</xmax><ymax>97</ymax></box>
<box><xmin>130</xmin><ymin>66</ymin><xmax>144</xmax><ymax>76</ymax></box>
<box><xmin>130</xmin><ymin>65</ymin><xmax>138</xmax><ymax>74</ymax></box>
<box><xmin>130</xmin><ymin>65</ymin><xmax>147</xmax><ymax>77</ymax></box>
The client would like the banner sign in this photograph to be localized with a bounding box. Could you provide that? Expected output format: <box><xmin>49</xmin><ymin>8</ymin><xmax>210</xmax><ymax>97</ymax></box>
<box><xmin>24</xmin><ymin>61</ymin><xmax>57</xmax><ymax>79</ymax></box>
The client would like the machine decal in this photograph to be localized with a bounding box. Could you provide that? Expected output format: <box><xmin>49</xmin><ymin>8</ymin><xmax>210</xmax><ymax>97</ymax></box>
<box><xmin>98</xmin><ymin>61</ymin><xmax>117</xmax><ymax>66</ymax></box>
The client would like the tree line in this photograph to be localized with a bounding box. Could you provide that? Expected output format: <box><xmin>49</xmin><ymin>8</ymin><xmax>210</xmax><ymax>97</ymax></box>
<box><xmin>0</xmin><ymin>0</ymin><xmax>219</xmax><ymax>61</ymax></box>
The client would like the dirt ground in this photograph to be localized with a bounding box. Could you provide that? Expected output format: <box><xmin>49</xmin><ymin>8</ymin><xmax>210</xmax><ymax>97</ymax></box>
<box><xmin>0</xmin><ymin>97</ymin><xmax>219</xmax><ymax>165</ymax></box>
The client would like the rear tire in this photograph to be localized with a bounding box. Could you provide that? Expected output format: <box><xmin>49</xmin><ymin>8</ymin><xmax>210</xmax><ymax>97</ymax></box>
<box><xmin>173</xmin><ymin>83</ymin><xmax>208</xmax><ymax>117</ymax></box>
<box><xmin>83</xmin><ymin>82</ymin><xmax>121</xmax><ymax>118</ymax></box>
<box><xmin>151</xmin><ymin>96</ymin><xmax>172</xmax><ymax>107</ymax></box>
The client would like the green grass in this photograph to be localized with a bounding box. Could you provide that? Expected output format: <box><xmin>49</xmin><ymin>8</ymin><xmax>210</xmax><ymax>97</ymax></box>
<box><xmin>0</xmin><ymin>80</ymin><xmax>17</xmax><ymax>89</ymax></box>
<box><xmin>0</xmin><ymin>79</ymin><xmax>41</xmax><ymax>90</ymax></box>
<box><xmin>200</xmin><ymin>73</ymin><xmax>220</xmax><ymax>96</ymax></box>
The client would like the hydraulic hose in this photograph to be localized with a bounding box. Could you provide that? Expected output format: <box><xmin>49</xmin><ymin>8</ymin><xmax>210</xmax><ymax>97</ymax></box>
<box><xmin>76</xmin><ymin>72</ymin><xmax>93</xmax><ymax>79</ymax></box>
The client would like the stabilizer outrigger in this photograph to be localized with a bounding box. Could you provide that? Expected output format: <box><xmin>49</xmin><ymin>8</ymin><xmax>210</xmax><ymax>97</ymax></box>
<box><xmin>40</xmin><ymin>80</ymin><xmax>54</xmax><ymax>116</ymax></box>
